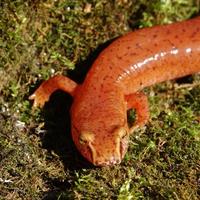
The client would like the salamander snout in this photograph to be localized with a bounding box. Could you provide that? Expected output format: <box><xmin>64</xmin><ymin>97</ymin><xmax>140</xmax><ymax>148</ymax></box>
<box><xmin>73</xmin><ymin>126</ymin><xmax>129</xmax><ymax>166</ymax></box>
<box><xmin>92</xmin><ymin>127</ymin><xmax>129</xmax><ymax>166</ymax></box>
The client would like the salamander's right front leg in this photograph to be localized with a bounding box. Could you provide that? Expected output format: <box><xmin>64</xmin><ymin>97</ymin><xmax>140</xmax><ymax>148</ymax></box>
<box><xmin>125</xmin><ymin>92</ymin><xmax>150</xmax><ymax>133</ymax></box>
<box><xmin>29</xmin><ymin>75</ymin><xmax>78</xmax><ymax>108</ymax></box>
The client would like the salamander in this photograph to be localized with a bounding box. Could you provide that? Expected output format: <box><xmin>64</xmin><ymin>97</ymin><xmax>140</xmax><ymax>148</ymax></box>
<box><xmin>29</xmin><ymin>17</ymin><xmax>200</xmax><ymax>166</ymax></box>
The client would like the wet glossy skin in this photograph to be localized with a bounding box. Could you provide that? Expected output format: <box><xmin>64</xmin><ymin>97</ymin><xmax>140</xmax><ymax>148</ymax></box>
<box><xmin>30</xmin><ymin>17</ymin><xmax>200</xmax><ymax>166</ymax></box>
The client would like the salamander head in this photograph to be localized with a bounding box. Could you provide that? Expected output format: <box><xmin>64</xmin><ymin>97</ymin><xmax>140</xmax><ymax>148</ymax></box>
<box><xmin>71</xmin><ymin>85</ymin><xmax>129</xmax><ymax>166</ymax></box>
<box><xmin>72</xmin><ymin>124</ymin><xmax>129</xmax><ymax>166</ymax></box>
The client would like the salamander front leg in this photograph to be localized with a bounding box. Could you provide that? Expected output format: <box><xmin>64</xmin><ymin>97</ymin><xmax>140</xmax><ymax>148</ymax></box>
<box><xmin>29</xmin><ymin>75</ymin><xmax>78</xmax><ymax>108</ymax></box>
<box><xmin>125</xmin><ymin>92</ymin><xmax>150</xmax><ymax>133</ymax></box>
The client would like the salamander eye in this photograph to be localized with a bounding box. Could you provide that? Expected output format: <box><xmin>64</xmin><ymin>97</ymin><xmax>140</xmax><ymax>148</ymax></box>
<box><xmin>79</xmin><ymin>135</ymin><xmax>87</xmax><ymax>145</ymax></box>
<box><xmin>117</xmin><ymin>127</ymin><xmax>128</xmax><ymax>139</ymax></box>
<box><xmin>79</xmin><ymin>131</ymin><xmax>94</xmax><ymax>145</ymax></box>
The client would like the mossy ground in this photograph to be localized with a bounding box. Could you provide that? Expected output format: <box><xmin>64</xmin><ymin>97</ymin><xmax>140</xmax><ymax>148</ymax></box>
<box><xmin>0</xmin><ymin>0</ymin><xmax>200</xmax><ymax>199</ymax></box>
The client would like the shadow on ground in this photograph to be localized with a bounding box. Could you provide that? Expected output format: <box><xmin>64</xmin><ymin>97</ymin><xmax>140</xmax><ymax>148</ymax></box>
<box><xmin>40</xmin><ymin>92</ymin><xmax>93</xmax><ymax>200</ymax></box>
<box><xmin>42</xmin><ymin>91</ymin><xmax>93</xmax><ymax>170</ymax></box>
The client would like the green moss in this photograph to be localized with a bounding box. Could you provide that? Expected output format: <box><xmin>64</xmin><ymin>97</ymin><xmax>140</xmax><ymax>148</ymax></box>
<box><xmin>135</xmin><ymin>0</ymin><xmax>199</xmax><ymax>27</ymax></box>
<box><xmin>1</xmin><ymin>0</ymin><xmax>200</xmax><ymax>199</ymax></box>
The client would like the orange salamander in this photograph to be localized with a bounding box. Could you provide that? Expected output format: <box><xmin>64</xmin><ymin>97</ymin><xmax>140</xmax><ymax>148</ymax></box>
<box><xmin>30</xmin><ymin>17</ymin><xmax>200</xmax><ymax>166</ymax></box>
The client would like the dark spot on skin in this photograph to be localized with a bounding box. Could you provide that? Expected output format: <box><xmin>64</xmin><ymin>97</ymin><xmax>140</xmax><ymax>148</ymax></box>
<box><xmin>166</xmin><ymin>29</ymin><xmax>170</xmax><ymax>34</ymax></box>
<box><xmin>96</xmin><ymin>152</ymin><xmax>100</xmax><ymax>157</ymax></box>
<box><xmin>190</xmin><ymin>31</ymin><xmax>197</xmax><ymax>38</ymax></box>
<box><xmin>191</xmin><ymin>39</ymin><xmax>199</xmax><ymax>43</ymax></box>
<box><xmin>116</xmin><ymin>55</ymin><xmax>122</xmax><ymax>60</ymax></box>
<box><xmin>135</xmin><ymin>43</ymin><xmax>142</xmax><ymax>49</ymax></box>
<box><xmin>103</xmin><ymin>76</ymin><xmax>107</xmax><ymax>81</ymax></box>
<box><xmin>123</xmin><ymin>52</ymin><xmax>128</xmax><ymax>57</ymax></box>
<box><xmin>174</xmin><ymin>35</ymin><xmax>179</xmax><ymax>39</ymax></box>
<box><xmin>146</xmin><ymin>48</ymin><xmax>152</xmax><ymax>52</ymax></box>
<box><xmin>189</xmin><ymin>53</ymin><xmax>193</xmax><ymax>57</ymax></box>
<box><xmin>127</xmin><ymin>46</ymin><xmax>131</xmax><ymax>50</ymax></box>
<box><xmin>109</xmin><ymin>65</ymin><xmax>113</xmax><ymax>70</ymax></box>
<box><xmin>125</xmin><ymin>59</ymin><xmax>131</xmax><ymax>64</ymax></box>
<box><xmin>182</xmin><ymin>28</ymin><xmax>186</xmax><ymax>32</ymax></box>
<box><xmin>153</xmin><ymin>34</ymin><xmax>157</xmax><ymax>38</ymax></box>
<box><xmin>130</xmin><ymin>52</ymin><xmax>137</xmax><ymax>56</ymax></box>
<box><xmin>103</xmin><ymin>75</ymin><xmax>111</xmax><ymax>81</ymax></box>
<box><xmin>122</xmin><ymin>38</ymin><xmax>131</xmax><ymax>44</ymax></box>
<box><xmin>164</xmin><ymin>39</ymin><xmax>174</xmax><ymax>46</ymax></box>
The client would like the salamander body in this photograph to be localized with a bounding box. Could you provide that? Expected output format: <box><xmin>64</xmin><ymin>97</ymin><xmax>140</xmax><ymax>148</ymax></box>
<box><xmin>30</xmin><ymin>17</ymin><xmax>200</xmax><ymax>166</ymax></box>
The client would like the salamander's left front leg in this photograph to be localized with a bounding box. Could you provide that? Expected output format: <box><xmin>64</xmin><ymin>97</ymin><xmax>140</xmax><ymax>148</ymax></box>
<box><xmin>125</xmin><ymin>92</ymin><xmax>150</xmax><ymax>133</ymax></box>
